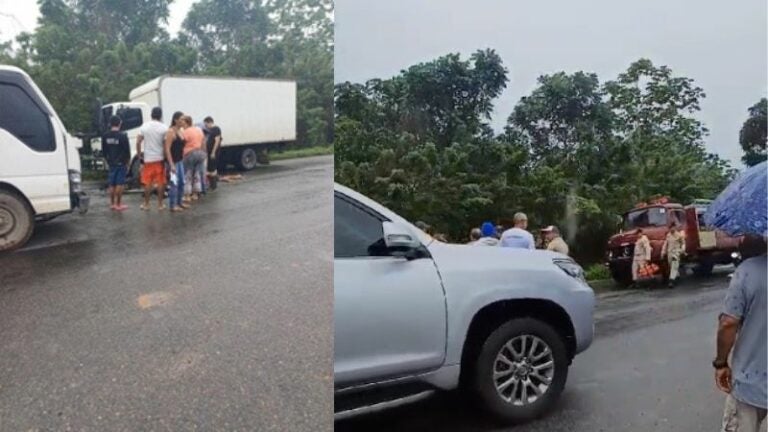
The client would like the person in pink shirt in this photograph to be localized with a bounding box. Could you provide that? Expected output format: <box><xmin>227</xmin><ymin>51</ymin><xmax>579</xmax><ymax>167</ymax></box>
<box><xmin>181</xmin><ymin>115</ymin><xmax>207</xmax><ymax>202</ymax></box>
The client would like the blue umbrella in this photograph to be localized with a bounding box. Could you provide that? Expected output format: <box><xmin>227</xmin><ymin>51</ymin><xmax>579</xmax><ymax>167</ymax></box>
<box><xmin>704</xmin><ymin>161</ymin><xmax>767</xmax><ymax>237</ymax></box>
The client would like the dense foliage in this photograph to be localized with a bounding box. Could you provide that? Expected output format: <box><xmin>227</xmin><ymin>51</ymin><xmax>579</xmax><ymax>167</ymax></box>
<box><xmin>0</xmin><ymin>0</ymin><xmax>332</xmax><ymax>148</ymax></box>
<box><xmin>739</xmin><ymin>97</ymin><xmax>767</xmax><ymax>167</ymax></box>
<box><xmin>335</xmin><ymin>51</ymin><xmax>738</xmax><ymax>263</ymax></box>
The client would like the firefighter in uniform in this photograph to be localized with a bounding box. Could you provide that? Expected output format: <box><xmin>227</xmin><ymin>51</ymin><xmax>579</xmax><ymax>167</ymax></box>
<box><xmin>661</xmin><ymin>224</ymin><xmax>686</xmax><ymax>287</ymax></box>
<box><xmin>632</xmin><ymin>228</ymin><xmax>652</xmax><ymax>283</ymax></box>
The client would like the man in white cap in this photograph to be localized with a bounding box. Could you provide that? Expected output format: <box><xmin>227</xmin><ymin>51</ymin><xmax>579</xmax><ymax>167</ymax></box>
<box><xmin>499</xmin><ymin>212</ymin><xmax>535</xmax><ymax>250</ymax></box>
<box><xmin>542</xmin><ymin>225</ymin><xmax>569</xmax><ymax>255</ymax></box>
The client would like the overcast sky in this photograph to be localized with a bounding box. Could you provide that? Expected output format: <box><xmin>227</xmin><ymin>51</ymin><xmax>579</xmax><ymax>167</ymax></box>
<box><xmin>335</xmin><ymin>0</ymin><xmax>767</xmax><ymax>166</ymax></box>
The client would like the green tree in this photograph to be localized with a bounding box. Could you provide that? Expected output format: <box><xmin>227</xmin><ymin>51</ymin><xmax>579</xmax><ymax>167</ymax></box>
<box><xmin>336</xmin><ymin>54</ymin><xmax>734</xmax><ymax>263</ymax></box>
<box><xmin>739</xmin><ymin>98</ymin><xmax>767</xmax><ymax>167</ymax></box>
<box><xmin>181</xmin><ymin>0</ymin><xmax>333</xmax><ymax>147</ymax></box>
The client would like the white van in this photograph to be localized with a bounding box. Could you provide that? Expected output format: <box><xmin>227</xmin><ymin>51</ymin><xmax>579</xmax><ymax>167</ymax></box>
<box><xmin>0</xmin><ymin>65</ymin><xmax>89</xmax><ymax>252</ymax></box>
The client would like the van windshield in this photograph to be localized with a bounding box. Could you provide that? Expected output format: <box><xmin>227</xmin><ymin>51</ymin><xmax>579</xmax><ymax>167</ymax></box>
<box><xmin>100</xmin><ymin>106</ymin><xmax>143</xmax><ymax>132</ymax></box>
<box><xmin>623</xmin><ymin>207</ymin><xmax>667</xmax><ymax>230</ymax></box>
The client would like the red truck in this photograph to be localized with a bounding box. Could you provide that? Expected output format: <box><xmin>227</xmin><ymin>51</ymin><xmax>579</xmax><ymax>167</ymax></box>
<box><xmin>605</xmin><ymin>197</ymin><xmax>743</xmax><ymax>285</ymax></box>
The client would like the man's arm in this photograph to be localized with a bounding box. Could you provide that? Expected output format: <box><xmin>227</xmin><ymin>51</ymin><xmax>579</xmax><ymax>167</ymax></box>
<box><xmin>164</xmin><ymin>130</ymin><xmax>175</xmax><ymax>171</ymax></box>
<box><xmin>661</xmin><ymin>239</ymin><xmax>668</xmax><ymax>257</ymax></box>
<box><xmin>714</xmin><ymin>269</ymin><xmax>748</xmax><ymax>393</ymax></box>
<box><xmin>212</xmin><ymin>135</ymin><xmax>222</xmax><ymax>156</ymax></box>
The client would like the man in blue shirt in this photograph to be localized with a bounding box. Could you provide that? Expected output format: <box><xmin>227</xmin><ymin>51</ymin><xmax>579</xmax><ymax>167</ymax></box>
<box><xmin>499</xmin><ymin>212</ymin><xmax>535</xmax><ymax>250</ymax></box>
<box><xmin>714</xmin><ymin>238</ymin><xmax>767</xmax><ymax>432</ymax></box>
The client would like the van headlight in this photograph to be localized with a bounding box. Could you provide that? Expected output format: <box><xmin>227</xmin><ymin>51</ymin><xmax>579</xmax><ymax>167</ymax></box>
<box><xmin>69</xmin><ymin>169</ymin><xmax>82</xmax><ymax>193</ymax></box>
<box><xmin>554</xmin><ymin>258</ymin><xmax>587</xmax><ymax>284</ymax></box>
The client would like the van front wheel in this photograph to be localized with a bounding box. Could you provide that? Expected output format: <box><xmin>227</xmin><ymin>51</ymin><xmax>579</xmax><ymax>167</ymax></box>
<box><xmin>0</xmin><ymin>190</ymin><xmax>34</xmax><ymax>252</ymax></box>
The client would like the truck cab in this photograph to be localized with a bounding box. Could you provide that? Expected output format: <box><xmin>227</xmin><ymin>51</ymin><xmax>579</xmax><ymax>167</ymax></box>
<box><xmin>606</xmin><ymin>197</ymin><xmax>742</xmax><ymax>284</ymax></box>
<box><xmin>0</xmin><ymin>65</ymin><xmax>89</xmax><ymax>251</ymax></box>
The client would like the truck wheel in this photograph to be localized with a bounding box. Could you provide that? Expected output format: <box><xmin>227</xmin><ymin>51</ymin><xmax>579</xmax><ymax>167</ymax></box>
<box><xmin>256</xmin><ymin>149</ymin><xmax>270</xmax><ymax>165</ymax></box>
<box><xmin>238</xmin><ymin>148</ymin><xmax>258</xmax><ymax>171</ymax></box>
<box><xmin>693</xmin><ymin>263</ymin><xmax>714</xmax><ymax>277</ymax></box>
<box><xmin>472</xmin><ymin>318</ymin><xmax>568</xmax><ymax>423</ymax></box>
<box><xmin>0</xmin><ymin>189</ymin><xmax>34</xmax><ymax>252</ymax></box>
<box><xmin>610</xmin><ymin>267</ymin><xmax>632</xmax><ymax>287</ymax></box>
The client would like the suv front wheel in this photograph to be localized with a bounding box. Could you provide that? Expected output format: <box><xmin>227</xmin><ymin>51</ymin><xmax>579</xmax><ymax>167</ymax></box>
<box><xmin>473</xmin><ymin>318</ymin><xmax>569</xmax><ymax>423</ymax></box>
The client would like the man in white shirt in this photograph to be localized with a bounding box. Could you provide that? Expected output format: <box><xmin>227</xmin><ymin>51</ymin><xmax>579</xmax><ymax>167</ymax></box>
<box><xmin>135</xmin><ymin>107</ymin><xmax>168</xmax><ymax>210</ymax></box>
<box><xmin>499</xmin><ymin>212</ymin><xmax>535</xmax><ymax>250</ymax></box>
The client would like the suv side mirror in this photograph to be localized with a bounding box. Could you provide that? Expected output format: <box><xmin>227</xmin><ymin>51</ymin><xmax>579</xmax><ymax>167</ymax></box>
<box><xmin>382</xmin><ymin>222</ymin><xmax>422</xmax><ymax>257</ymax></box>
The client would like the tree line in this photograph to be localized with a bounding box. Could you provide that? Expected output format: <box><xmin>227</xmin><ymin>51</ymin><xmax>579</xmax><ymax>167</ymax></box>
<box><xmin>334</xmin><ymin>49</ymin><xmax>764</xmax><ymax>264</ymax></box>
<box><xmin>0</xmin><ymin>0</ymin><xmax>333</xmax><ymax>149</ymax></box>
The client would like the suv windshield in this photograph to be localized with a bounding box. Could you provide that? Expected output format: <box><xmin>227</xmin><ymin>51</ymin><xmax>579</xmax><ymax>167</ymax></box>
<box><xmin>623</xmin><ymin>207</ymin><xmax>667</xmax><ymax>230</ymax></box>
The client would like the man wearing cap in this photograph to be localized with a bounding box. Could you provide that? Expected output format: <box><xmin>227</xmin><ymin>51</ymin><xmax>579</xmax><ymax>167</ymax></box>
<box><xmin>499</xmin><ymin>213</ymin><xmax>535</xmax><ymax>250</ymax></box>
<box><xmin>472</xmin><ymin>222</ymin><xmax>500</xmax><ymax>246</ymax></box>
<box><xmin>542</xmin><ymin>226</ymin><xmax>569</xmax><ymax>255</ymax></box>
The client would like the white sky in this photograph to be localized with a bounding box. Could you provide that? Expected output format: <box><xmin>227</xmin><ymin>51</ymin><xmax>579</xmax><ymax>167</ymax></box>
<box><xmin>335</xmin><ymin>0</ymin><xmax>768</xmax><ymax>166</ymax></box>
<box><xmin>0</xmin><ymin>0</ymin><xmax>198</xmax><ymax>41</ymax></box>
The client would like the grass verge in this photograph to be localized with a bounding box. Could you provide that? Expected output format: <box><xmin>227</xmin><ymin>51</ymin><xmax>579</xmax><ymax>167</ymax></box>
<box><xmin>271</xmin><ymin>145</ymin><xmax>333</xmax><ymax>161</ymax></box>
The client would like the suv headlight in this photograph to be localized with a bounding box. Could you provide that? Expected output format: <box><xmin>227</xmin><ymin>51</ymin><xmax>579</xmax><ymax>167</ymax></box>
<box><xmin>554</xmin><ymin>258</ymin><xmax>587</xmax><ymax>284</ymax></box>
<box><xmin>69</xmin><ymin>169</ymin><xmax>82</xmax><ymax>193</ymax></box>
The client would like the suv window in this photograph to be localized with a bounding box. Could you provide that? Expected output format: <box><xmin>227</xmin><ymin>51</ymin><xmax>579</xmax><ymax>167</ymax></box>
<box><xmin>0</xmin><ymin>83</ymin><xmax>54</xmax><ymax>152</ymax></box>
<box><xmin>334</xmin><ymin>193</ymin><xmax>390</xmax><ymax>258</ymax></box>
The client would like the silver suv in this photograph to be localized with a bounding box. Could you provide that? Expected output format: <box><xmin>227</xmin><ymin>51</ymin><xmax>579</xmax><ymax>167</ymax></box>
<box><xmin>334</xmin><ymin>184</ymin><xmax>595</xmax><ymax>423</ymax></box>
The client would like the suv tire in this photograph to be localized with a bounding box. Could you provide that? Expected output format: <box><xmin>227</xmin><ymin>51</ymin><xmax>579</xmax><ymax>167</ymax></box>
<box><xmin>472</xmin><ymin>317</ymin><xmax>568</xmax><ymax>423</ymax></box>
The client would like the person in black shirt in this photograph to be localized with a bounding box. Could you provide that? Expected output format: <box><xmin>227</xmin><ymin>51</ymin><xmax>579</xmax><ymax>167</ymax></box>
<box><xmin>101</xmin><ymin>115</ymin><xmax>131</xmax><ymax>211</ymax></box>
<box><xmin>204</xmin><ymin>116</ymin><xmax>222</xmax><ymax>190</ymax></box>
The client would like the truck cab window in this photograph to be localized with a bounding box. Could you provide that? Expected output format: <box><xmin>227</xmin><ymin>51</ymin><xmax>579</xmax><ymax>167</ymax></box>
<box><xmin>0</xmin><ymin>83</ymin><xmax>54</xmax><ymax>152</ymax></box>
<box><xmin>334</xmin><ymin>194</ymin><xmax>389</xmax><ymax>258</ymax></box>
<box><xmin>623</xmin><ymin>207</ymin><xmax>667</xmax><ymax>230</ymax></box>
<box><xmin>116</xmin><ymin>107</ymin><xmax>143</xmax><ymax>131</ymax></box>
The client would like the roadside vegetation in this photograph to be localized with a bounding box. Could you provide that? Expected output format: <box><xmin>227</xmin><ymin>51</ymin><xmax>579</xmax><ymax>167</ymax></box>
<box><xmin>334</xmin><ymin>49</ymin><xmax>764</xmax><ymax>265</ymax></box>
<box><xmin>0</xmin><ymin>0</ymin><xmax>333</xmax><ymax>150</ymax></box>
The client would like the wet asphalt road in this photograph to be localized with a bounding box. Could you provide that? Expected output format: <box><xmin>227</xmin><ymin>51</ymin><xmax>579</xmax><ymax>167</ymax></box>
<box><xmin>336</xmin><ymin>271</ymin><xmax>756</xmax><ymax>432</ymax></box>
<box><xmin>0</xmin><ymin>156</ymin><xmax>333</xmax><ymax>431</ymax></box>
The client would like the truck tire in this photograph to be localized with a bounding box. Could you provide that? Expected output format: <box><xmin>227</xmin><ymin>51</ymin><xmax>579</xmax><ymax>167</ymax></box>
<box><xmin>256</xmin><ymin>149</ymin><xmax>270</xmax><ymax>165</ymax></box>
<box><xmin>610</xmin><ymin>267</ymin><xmax>633</xmax><ymax>287</ymax></box>
<box><xmin>693</xmin><ymin>263</ymin><xmax>714</xmax><ymax>277</ymax></box>
<box><xmin>472</xmin><ymin>318</ymin><xmax>568</xmax><ymax>423</ymax></box>
<box><xmin>238</xmin><ymin>148</ymin><xmax>258</xmax><ymax>171</ymax></box>
<box><xmin>0</xmin><ymin>189</ymin><xmax>34</xmax><ymax>252</ymax></box>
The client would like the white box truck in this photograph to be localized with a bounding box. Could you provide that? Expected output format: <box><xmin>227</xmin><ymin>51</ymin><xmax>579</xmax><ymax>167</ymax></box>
<box><xmin>94</xmin><ymin>75</ymin><xmax>297</xmax><ymax>187</ymax></box>
<box><xmin>0</xmin><ymin>65</ymin><xmax>89</xmax><ymax>252</ymax></box>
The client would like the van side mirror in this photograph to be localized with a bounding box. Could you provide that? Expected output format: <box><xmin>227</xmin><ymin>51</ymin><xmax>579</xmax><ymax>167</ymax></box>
<box><xmin>382</xmin><ymin>221</ymin><xmax>422</xmax><ymax>258</ymax></box>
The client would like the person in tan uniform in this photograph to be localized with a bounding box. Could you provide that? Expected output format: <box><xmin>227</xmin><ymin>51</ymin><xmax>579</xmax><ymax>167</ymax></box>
<box><xmin>661</xmin><ymin>224</ymin><xmax>686</xmax><ymax>287</ymax></box>
<box><xmin>541</xmin><ymin>226</ymin><xmax>569</xmax><ymax>255</ymax></box>
<box><xmin>632</xmin><ymin>228</ymin><xmax>652</xmax><ymax>283</ymax></box>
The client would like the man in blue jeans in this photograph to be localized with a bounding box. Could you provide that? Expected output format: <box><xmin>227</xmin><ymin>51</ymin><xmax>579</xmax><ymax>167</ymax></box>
<box><xmin>101</xmin><ymin>115</ymin><xmax>131</xmax><ymax>211</ymax></box>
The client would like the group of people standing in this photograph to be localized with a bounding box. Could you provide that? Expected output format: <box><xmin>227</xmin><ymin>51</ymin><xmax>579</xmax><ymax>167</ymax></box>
<box><xmin>101</xmin><ymin>106</ymin><xmax>223</xmax><ymax>212</ymax></box>
<box><xmin>631</xmin><ymin>224</ymin><xmax>685</xmax><ymax>288</ymax></box>
<box><xmin>466</xmin><ymin>212</ymin><xmax>570</xmax><ymax>255</ymax></box>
